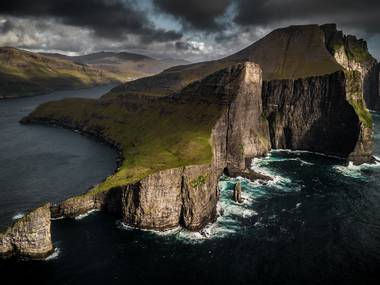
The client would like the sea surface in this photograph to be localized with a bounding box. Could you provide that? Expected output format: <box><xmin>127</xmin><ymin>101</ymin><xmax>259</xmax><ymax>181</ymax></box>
<box><xmin>0</xmin><ymin>86</ymin><xmax>118</xmax><ymax>229</ymax></box>
<box><xmin>1</xmin><ymin>89</ymin><xmax>380</xmax><ymax>284</ymax></box>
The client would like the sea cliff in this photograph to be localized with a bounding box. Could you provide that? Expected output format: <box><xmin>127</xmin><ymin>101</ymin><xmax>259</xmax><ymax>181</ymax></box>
<box><xmin>2</xmin><ymin>24</ymin><xmax>377</xmax><ymax>258</ymax></box>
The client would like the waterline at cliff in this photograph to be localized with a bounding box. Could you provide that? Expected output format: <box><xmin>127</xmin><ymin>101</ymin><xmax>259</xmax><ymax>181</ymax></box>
<box><xmin>1</xmin><ymin>113</ymin><xmax>380</xmax><ymax>284</ymax></box>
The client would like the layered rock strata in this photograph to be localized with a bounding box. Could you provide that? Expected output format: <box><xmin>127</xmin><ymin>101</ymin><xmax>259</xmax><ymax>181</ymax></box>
<box><xmin>0</xmin><ymin>204</ymin><xmax>53</xmax><ymax>259</ymax></box>
<box><xmin>322</xmin><ymin>24</ymin><xmax>379</xmax><ymax>110</ymax></box>
<box><xmin>233</xmin><ymin>182</ymin><xmax>243</xmax><ymax>203</ymax></box>
<box><xmin>4</xmin><ymin>57</ymin><xmax>374</xmax><ymax>259</ymax></box>
<box><xmin>51</xmin><ymin>63</ymin><xmax>266</xmax><ymax>231</ymax></box>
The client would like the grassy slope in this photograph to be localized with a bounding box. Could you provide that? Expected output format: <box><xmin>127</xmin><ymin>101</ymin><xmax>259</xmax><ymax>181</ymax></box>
<box><xmin>27</xmin><ymin>95</ymin><xmax>222</xmax><ymax>194</ymax></box>
<box><xmin>0</xmin><ymin>47</ymin><xmax>126</xmax><ymax>98</ymax></box>
<box><xmin>322</xmin><ymin>24</ymin><xmax>375</xmax><ymax>128</ymax></box>
<box><xmin>108</xmin><ymin>24</ymin><xmax>342</xmax><ymax>99</ymax></box>
<box><xmin>43</xmin><ymin>51</ymin><xmax>190</xmax><ymax>82</ymax></box>
<box><xmin>24</xmin><ymin>24</ymin><xmax>375</xmax><ymax>198</ymax></box>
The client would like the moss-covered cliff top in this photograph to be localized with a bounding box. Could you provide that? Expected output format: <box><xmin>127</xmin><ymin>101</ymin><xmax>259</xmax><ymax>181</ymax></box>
<box><xmin>108</xmin><ymin>24</ymin><xmax>347</xmax><ymax>99</ymax></box>
<box><xmin>23</xmin><ymin>63</ymin><xmax>255</xmax><ymax>194</ymax></box>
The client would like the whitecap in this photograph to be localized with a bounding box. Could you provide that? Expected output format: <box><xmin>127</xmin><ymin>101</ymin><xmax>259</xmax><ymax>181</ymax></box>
<box><xmin>12</xmin><ymin>213</ymin><xmax>24</xmax><ymax>220</ymax></box>
<box><xmin>116</xmin><ymin>220</ymin><xmax>181</xmax><ymax>236</ymax></box>
<box><xmin>334</xmin><ymin>160</ymin><xmax>380</xmax><ymax>178</ymax></box>
<box><xmin>271</xmin><ymin>149</ymin><xmax>343</xmax><ymax>160</ymax></box>
<box><xmin>45</xmin><ymin>247</ymin><xmax>60</xmax><ymax>261</ymax></box>
<box><xmin>334</xmin><ymin>162</ymin><xmax>364</xmax><ymax>178</ymax></box>
<box><xmin>51</xmin><ymin>216</ymin><xmax>64</xmax><ymax>221</ymax></box>
<box><xmin>74</xmin><ymin>209</ymin><xmax>99</xmax><ymax>220</ymax></box>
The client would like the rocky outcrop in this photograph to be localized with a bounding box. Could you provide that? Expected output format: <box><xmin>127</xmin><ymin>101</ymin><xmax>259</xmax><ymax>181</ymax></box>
<box><xmin>123</xmin><ymin>167</ymin><xmax>184</xmax><ymax>230</ymax></box>
<box><xmin>209</xmin><ymin>63</ymin><xmax>270</xmax><ymax>174</ymax></box>
<box><xmin>322</xmin><ymin>24</ymin><xmax>379</xmax><ymax>110</ymax></box>
<box><xmin>233</xmin><ymin>182</ymin><xmax>243</xmax><ymax>203</ymax></box>
<box><xmin>122</xmin><ymin>164</ymin><xmax>218</xmax><ymax>231</ymax></box>
<box><xmin>50</xmin><ymin>187</ymin><xmax>123</xmax><ymax>219</ymax></box>
<box><xmin>181</xmin><ymin>165</ymin><xmax>218</xmax><ymax>230</ymax></box>
<box><xmin>120</xmin><ymin>64</ymin><xmax>267</xmax><ymax>231</ymax></box>
<box><xmin>262</xmin><ymin>71</ymin><xmax>360</xmax><ymax>157</ymax></box>
<box><xmin>0</xmin><ymin>204</ymin><xmax>53</xmax><ymax>259</ymax></box>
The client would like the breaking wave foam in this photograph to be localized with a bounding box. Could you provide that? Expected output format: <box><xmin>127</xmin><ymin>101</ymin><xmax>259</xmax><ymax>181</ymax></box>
<box><xmin>12</xmin><ymin>213</ymin><xmax>24</xmax><ymax>220</ymax></box>
<box><xmin>74</xmin><ymin>209</ymin><xmax>99</xmax><ymax>220</ymax></box>
<box><xmin>45</xmin><ymin>247</ymin><xmax>60</xmax><ymax>261</ymax></box>
<box><xmin>334</xmin><ymin>160</ymin><xmax>380</xmax><ymax>178</ymax></box>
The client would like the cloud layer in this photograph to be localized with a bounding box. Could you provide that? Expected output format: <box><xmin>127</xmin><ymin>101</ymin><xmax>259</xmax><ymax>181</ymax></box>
<box><xmin>0</xmin><ymin>0</ymin><xmax>379</xmax><ymax>60</ymax></box>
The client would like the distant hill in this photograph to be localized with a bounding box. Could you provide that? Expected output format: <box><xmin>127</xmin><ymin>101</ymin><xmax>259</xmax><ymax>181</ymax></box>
<box><xmin>41</xmin><ymin>51</ymin><xmax>190</xmax><ymax>79</ymax></box>
<box><xmin>0</xmin><ymin>47</ymin><xmax>126</xmax><ymax>99</ymax></box>
<box><xmin>109</xmin><ymin>24</ymin><xmax>378</xmax><ymax>110</ymax></box>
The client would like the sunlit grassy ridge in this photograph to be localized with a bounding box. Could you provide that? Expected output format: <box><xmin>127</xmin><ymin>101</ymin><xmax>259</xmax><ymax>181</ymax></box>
<box><xmin>0</xmin><ymin>47</ymin><xmax>127</xmax><ymax>98</ymax></box>
<box><xmin>26</xmin><ymin>95</ymin><xmax>223</xmax><ymax>194</ymax></box>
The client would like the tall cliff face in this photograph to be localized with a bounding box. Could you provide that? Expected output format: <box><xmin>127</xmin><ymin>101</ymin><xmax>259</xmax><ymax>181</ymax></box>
<box><xmin>41</xmin><ymin>63</ymin><xmax>267</xmax><ymax>233</ymax></box>
<box><xmin>0</xmin><ymin>204</ymin><xmax>53</xmax><ymax>259</ymax></box>
<box><xmin>262</xmin><ymin>71</ymin><xmax>361</xmax><ymax>157</ymax></box>
<box><xmin>106</xmin><ymin>24</ymin><xmax>375</xmax><ymax>163</ymax></box>
<box><xmin>123</xmin><ymin>164</ymin><xmax>218</xmax><ymax>231</ymax></box>
<box><xmin>209</xmin><ymin>63</ymin><xmax>270</xmax><ymax>173</ymax></box>
<box><xmin>322</xmin><ymin>24</ymin><xmax>379</xmax><ymax>110</ymax></box>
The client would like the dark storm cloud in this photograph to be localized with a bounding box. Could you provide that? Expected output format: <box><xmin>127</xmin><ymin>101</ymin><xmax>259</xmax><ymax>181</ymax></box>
<box><xmin>0</xmin><ymin>0</ymin><xmax>182</xmax><ymax>42</ymax></box>
<box><xmin>0</xmin><ymin>18</ymin><xmax>13</xmax><ymax>33</ymax></box>
<box><xmin>234</xmin><ymin>0</ymin><xmax>380</xmax><ymax>33</ymax></box>
<box><xmin>175</xmin><ymin>41</ymin><xmax>200</xmax><ymax>51</ymax></box>
<box><xmin>153</xmin><ymin>0</ymin><xmax>232</xmax><ymax>30</ymax></box>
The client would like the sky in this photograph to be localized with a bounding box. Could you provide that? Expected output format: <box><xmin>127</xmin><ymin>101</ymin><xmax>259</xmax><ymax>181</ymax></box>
<box><xmin>0</xmin><ymin>0</ymin><xmax>379</xmax><ymax>62</ymax></box>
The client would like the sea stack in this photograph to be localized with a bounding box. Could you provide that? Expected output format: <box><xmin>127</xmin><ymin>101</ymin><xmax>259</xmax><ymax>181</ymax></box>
<box><xmin>0</xmin><ymin>204</ymin><xmax>53</xmax><ymax>259</ymax></box>
<box><xmin>233</xmin><ymin>182</ymin><xmax>243</xmax><ymax>203</ymax></box>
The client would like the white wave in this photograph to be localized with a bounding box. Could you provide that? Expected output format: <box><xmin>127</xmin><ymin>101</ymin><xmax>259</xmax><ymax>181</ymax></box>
<box><xmin>51</xmin><ymin>216</ymin><xmax>64</xmax><ymax>221</ymax></box>
<box><xmin>334</xmin><ymin>160</ymin><xmax>380</xmax><ymax>178</ymax></box>
<box><xmin>220</xmin><ymin>201</ymin><xmax>257</xmax><ymax>218</ymax></box>
<box><xmin>116</xmin><ymin>220</ymin><xmax>182</xmax><ymax>236</ymax></box>
<box><xmin>250</xmin><ymin>157</ymin><xmax>293</xmax><ymax>190</ymax></box>
<box><xmin>271</xmin><ymin>148</ymin><xmax>344</xmax><ymax>160</ymax></box>
<box><xmin>12</xmin><ymin>213</ymin><xmax>24</xmax><ymax>220</ymax></box>
<box><xmin>74</xmin><ymin>209</ymin><xmax>99</xmax><ymax>220</ymax></box>
<box><xmin>45</xmin><ymin>247</ymin><xmax>60</xmax><ymax>261</ymax></box>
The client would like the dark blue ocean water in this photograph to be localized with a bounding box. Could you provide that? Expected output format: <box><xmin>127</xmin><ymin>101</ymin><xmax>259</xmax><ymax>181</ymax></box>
<box><xmin>1</xmin><ymin>89</ymin><xmax>380</xmax><ymax>284</ymax></box>
<box><xmin>0</xmin><ymin>86</ymin><xmax>118</xmax><ymax>229</ymax></box>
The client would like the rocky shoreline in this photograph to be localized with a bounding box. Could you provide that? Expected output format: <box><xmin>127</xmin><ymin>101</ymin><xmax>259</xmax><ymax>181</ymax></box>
<box><xmin>1</xmin><ymin>24</ymin><xmax>378</xmax><ymax>259</ymax></box>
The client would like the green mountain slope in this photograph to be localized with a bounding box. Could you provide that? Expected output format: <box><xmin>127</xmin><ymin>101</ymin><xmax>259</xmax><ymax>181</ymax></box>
<box><xmin>0</xmin><ymin>47</ymin><xmax>126</xmax><ymax>99</ymax></box>
<box><xmin>42</xmin><ymin>51</ymin><xmax>190</xmax><ymax>81</ymax></box>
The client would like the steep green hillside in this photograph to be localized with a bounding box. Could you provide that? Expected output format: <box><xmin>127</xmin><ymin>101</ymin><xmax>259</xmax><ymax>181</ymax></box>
<box><xmin>108</xmin><ymin>24</ymin><xmax>343</xmax><ymax>98</ymax></box>
<box><xmin>0</xmin><ymin>47</ymin><xmax>126</xmax><ymax>99</ymax></box>
<box><xmin>22</xmin><ymin>24</ymin><xmax>376</xmax><ymax>196</ymax></box>
<box><xmin>43</xmin><ymin>51</ymin><xmax>190</xmax><ymax>82</ymax></box>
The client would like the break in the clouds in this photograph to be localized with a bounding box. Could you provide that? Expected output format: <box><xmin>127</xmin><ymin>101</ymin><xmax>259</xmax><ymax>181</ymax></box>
<box><xmin>0</xmin><ymin>0</ymin><xmax>379</xmax><ymax>61</ymax></box>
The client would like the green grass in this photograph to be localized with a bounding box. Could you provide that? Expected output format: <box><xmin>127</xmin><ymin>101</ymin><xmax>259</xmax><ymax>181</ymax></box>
<box><xmin>345</xmin><ymin>70</ymin><xmax>373</xmax><ymax>128</ymax></box>
<box><xmin>0</xmin><ymin>48</ymin><xmax>127</xmax><ymax>98</ymax></box>
<box><xmin>190</xmin><ymin>175</ymin><xmax>208</xmax><ymax>188</ymax></box>
<box><xmin>27</xmin><ymin>95</ymin><xmax>224</xmax><ymax>195</ymax></box>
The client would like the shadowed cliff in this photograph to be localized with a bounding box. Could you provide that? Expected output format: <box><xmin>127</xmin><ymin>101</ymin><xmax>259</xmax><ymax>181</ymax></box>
<box><xmin>1</xmin><ymin>24</ymin><xmax>377</xmax><ymax>258</ymax></box>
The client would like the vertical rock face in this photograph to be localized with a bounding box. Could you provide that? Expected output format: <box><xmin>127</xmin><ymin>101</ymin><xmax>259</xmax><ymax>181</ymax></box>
<box><xmin>210</xmin><ymin>63</ymin><xmax>271</xmax><ymax>174</ymax></box>
<box><xmin>345</xmin><ymin>71</ymin><xmax>374</xmax><ymax>163</ymax></box>
<box><xmin>181</xmin><ymin>165</ymin><xmax>218</xmax><ymax>230</ymax></box>
<box><xmin>50</xmin><ymin>186</ymin><xmax>123</xmax><ymax>219</ymax></box>
<box><xmin>122</xmin><ymin>168</ymin><xmax>184</xmax><ymax>231</ymax></box>
<box><xmin>122</xmin><ymin>165</ymin><xmax>218</xmax><ymax>231</ymax></box>
<box><xmin>0</xmin><ymin>204</ymin><xmax>53</xmax><ymax>259</ymax></box>
<box><xmin>233</xmin><ymin>182</ymin><xmax>243</xmax><ymax>203</ymax></box>
<box><xmin>322</xmin><ymin>23</ymin><xmax>379</xmax><ymax>110</ymax></box>
<box><xmin>262</xmin><ymin>71</ymin><xmax>361</xmax><ymax>157</ymax></box>
<box><xmin>121</xmin><ymin>63</ymin><xmax>266</xmax><ymax>231</ymax></box>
